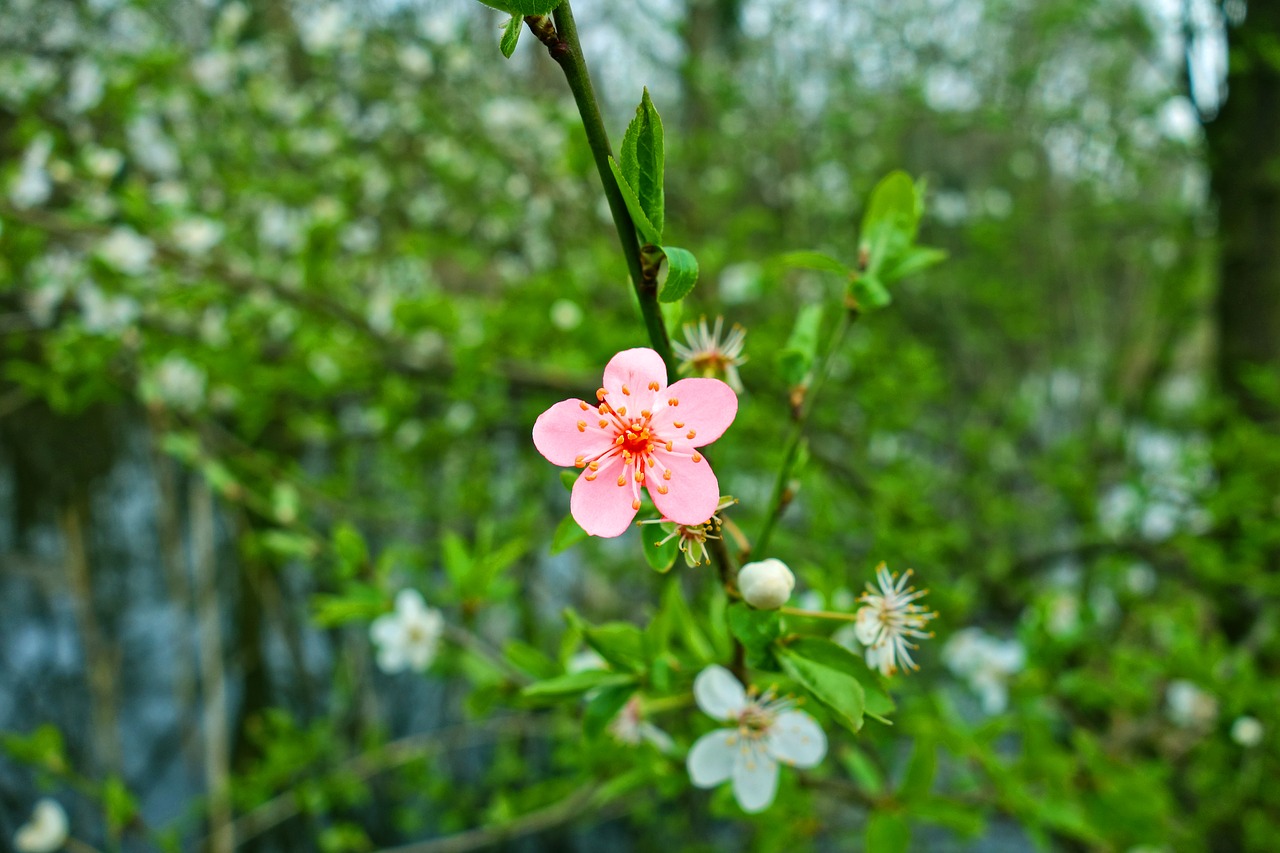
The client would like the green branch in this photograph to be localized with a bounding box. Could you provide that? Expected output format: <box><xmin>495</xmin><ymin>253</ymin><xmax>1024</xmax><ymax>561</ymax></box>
<box><xmin>528</xmin><ymin>4</ymin><xmax>674</xmax><ymax>367</ymax></box>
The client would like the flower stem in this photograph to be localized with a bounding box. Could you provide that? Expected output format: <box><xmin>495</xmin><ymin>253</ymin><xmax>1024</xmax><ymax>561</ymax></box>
<box><xmin>753</xmin><ymin>306</ymin><xmax>861</xmax><ymax>557</ymax></box>
<box><xmin>532</xmin><ymin>3</ymin><xmax>674</xmax><ymax>367</ymax></box>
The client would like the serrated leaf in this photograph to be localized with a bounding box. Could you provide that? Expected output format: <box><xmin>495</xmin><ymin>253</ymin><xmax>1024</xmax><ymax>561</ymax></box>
<box><xmin>584</xmin><ymin>684</ymin><xmax>636</xmax><ymax>738</ymax></box>
<box><xmin>499</xmin><ymin>15</ymin><xmax>521</xmax><ymax>57</ymax></box>
<box><xmin>778</xmin><ymin>250</ymin><xmax>850</xmax><ymax>276</ymax></box>
<box><xmin>641</xmin><ymin>519</ymin><xmax>679</xmax><ymax>571</ymax></box>
<box><xmin>521</xmin><ymin>670</ymin><xmax>637</xmax><ymax>700</ymax></box>
<box><xmin>619</xmin><ymin>88</ymin><xmax>665</xmax><ymax>239</ymax></box>
<box><xmin>777</xmin><ymin>637</ymin><xmax>868</xmax><ymax>732</ymax></box>
<box><xmin>551</xmin><ymin>513</ymin><xmax>588</xmax><ymax>555</ymax></box>
<box><xmin>657</xmin><ymin>246</ymin><xmax>697</xmax><ymax>302</ymax></box>
<box><xmin>608</xmin><ymin>156</ymin><xmax>662</xmax><ymax>244</ymax></box>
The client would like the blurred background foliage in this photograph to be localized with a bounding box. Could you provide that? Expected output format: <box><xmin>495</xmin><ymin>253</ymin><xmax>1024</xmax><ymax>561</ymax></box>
<box><xmin>0</xmin><ymin>0</ymin><xmax>1277</xmax><ymax>850</ymax></box>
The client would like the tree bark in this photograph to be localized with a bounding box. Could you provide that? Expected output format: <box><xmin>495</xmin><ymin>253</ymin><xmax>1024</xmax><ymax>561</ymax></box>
<box><xmin>1206</xmin><ymin>1</ymin><xmax>1280</xmax><ymax>421</ymax></box>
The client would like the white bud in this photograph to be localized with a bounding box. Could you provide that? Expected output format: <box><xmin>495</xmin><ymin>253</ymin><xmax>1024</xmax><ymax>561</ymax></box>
<box><xmin>738</xmin><ymin>558</ymin><xmax>795</xmax><ymax>610</ymax></box>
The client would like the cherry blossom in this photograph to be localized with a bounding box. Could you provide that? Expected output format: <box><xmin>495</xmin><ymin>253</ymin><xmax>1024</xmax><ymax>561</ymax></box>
<box><xmin>370</xmin><ymin>589</ymin><xmax>444</xmax><ymax>674</ymax></box>
<box><xmin>854</xmin><ymin>563</ymin><xmax>937</xmax><ymax>676</ymax></box>
<box><xmin>14</xmin><ymin>799</ymin><xmax>68</xmax><ymax>853</ymax></box>
<box><xmin>533</xmin><ymin>348</ymin><xmax>737</xmax><ymax>537</ymax></box>
<box><xmin>687</xmin><ymin>665</ymin><xmax>826</xmax><ymax>813</ymax></box>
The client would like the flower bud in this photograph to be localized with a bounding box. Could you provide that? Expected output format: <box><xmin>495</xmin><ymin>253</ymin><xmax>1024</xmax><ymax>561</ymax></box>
<box><xmin>738</xmin><ymin>558</ymin><xmax>795</xmax><ymax>610</ymax></box>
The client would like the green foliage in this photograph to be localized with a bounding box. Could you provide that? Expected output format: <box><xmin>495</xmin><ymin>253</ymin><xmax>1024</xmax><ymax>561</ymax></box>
<box><xmin>500</xmin><ymin>15</ymin><xmax>523</xmax><ymax>58</ymax></box>
<box><xmin>777</xmin><ymin>637</ymin><xmax>870</xmax><ymax>733</ymax></box>
<box><xmin>657</xmin><ymin>246</ymin><xmax>698</xmax><ymax>302</ymax></box>
<box><xmin>618</xmin><ymin>88</ymin><xmax>666</xmax><ymax>241</ymax></box>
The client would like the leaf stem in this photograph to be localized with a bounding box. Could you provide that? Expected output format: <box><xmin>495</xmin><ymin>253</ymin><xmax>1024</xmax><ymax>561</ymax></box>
<box><xmin>779</xmin><ymin>606</ymin><xmax>859</xmax><ymax>623</ymax></box>
<box><xmin>753</xmin><ymin>306</ymin><xmax>861</xmax><ymax>557</ymax></box>
<box><xmin>533</xmin><ymin>2</ymin><xmax>674</xmax><ymax>366</ymax></box>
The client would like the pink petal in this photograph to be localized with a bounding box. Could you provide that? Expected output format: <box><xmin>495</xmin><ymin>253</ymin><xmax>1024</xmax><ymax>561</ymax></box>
<box><xmin>571</xmin><ymin>453</ymin><xmax>639</xmax><ymax>537</ymax></box>
<box><xmin>533</xmin><ymin>399</ymin><xmax>617</xmax><ymax>467</ymax></box>
<box><xmin>602</xmin><ymin>348</ymin><xmax>667</xmax><ymax>414</ymax></box>
<box><xmin>650</xmin><ymin>378</ymin><xmax>737</xmax><ymax>448</ymax></box>
<box><xmin>648</xmin><ymin>449</ymin><xmax>720</xmax><ymax>526</ymax></box>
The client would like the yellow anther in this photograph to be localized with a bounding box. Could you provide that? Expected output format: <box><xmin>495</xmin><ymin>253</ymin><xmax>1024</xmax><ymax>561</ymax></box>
<box><xmin>617</xmin><ymin>406</ymin><xmax>627</xmax><ymax>416</ymax></box>
<box><xmin>632</xmin><ymin>498</ymin><xmax>641</xmax><ymax>510</ymax></box>
<box><xmin>576</xmin><ymin>420</ymin><xmax>586</xmax><ymax>432</ymax></box>
<box><xmin>657</xmin><ymin>484</ymin><xmax>669</xmax><ymax>494</ymax></box>
<box><xmin>673</xmin><ymin>421</ymin><xmax>684</xmax><ymax>429</ymax></box>
<box><xmin>692</xmin><ymin>452</ymin><xmax>702</xmax><ymax>463</ymax></box>
<box><xmin>575</xmin><ymin>456</ymin><xmax>585</xmax><ymax>468</ymax></box>
<box><xmin>589</xmin><ymin>461</ymin><xmax>599</xmax><ymax>471</ymax></box>
<box><xmin>665</xmin><ymin>440</ymin><xmax>673</xmax><ymax>452</ymax></box>
<box><xmin>596</xmin><ymin>388</ymin><xmax>607</xmax><ymax>401</ymax></box>
<box><xmin>599</xmin><ymin>419</ymin><xmax>609</xmax><ymax>428</ymax></box>
<box><xmin>579</xmin><ymin>401</ymin><xmax>589</xmax><ymax>411</ymax></box>
<box><xmin>617</xmin><ymin>475</ymin><xmax>627</xmax><ymax>487</ymax></box>
<box><xmin>622</xmin><ymin>384</ymin><xmax>631</xmax><ymax>395</ymax></box>
<box><xmin>585</xmin><ymin>472</ymin><xmax>597</xmax><ymax>481</ymax></box>
<box><xmin>686</xmin><ymin>430</ymin><xmax>696</xmax><ymax>439</ymax></box>
<box><xmin>668</xmin><ymin>398</ymin><xmax>679</xmax><ymax>406</ymax></box>
<box><xmin>663</xmin><ymin>469</ymin><xmax>672</xmax><ymax>480</ymax></box>
<box><xmin>641</xmin><ymin>409</ymin><xmax>651</xmax><ymax>418</ymax></box>
<box><xmin>648</xmin><ymin>381</ymin><xmax>660</xmax><ymax>391</ymax></box>
<box><xmin>635</xmin><ymin>471</ymin><xmax>645</xmax><ymax>483</ymax></box>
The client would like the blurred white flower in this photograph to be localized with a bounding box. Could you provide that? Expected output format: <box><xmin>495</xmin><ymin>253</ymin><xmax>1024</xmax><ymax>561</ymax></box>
<box><xmin>398</xmin><ymin>44</ymin><xmax>434</xmax><ymax>78</ymax></box>
<box><xmin>77</xmin><ymin>283</ymin><xmax>139</xmax><ymax>334</ymax></box>
<box><xmin>673</xmin><ymin>316</ymin><xmax>747</xmax><ymax>393</ymax></box>
<box><xmin>191</xmin><ymin>52</ymin><xmax>233</xmax><ymax>95</ymax></box>
<box><xmin>84</xmin><ymin>146</ymin><xmax>124</xmax><ymax>180</ymax></box>
<box><xmin>66</xmin><ymin>59</ymin><xmax>104</xmax><ymax>112</ymax></box>
<box><xmin>96</xmin><ymin>227</ymin><xmax>154</xmax><ymax>274</ymax></box>
<box><xmin>687</xmin><ymin>665</ymin><xmax>826</xmax><ymax>813</ymax></box>
<box><xmin>1045</xmin><ymin>591</ymin><xmax>1080</xmax><ymax>638</ymax></box>
<box><xmin>171</xmin><ymin>218</ymin><xmax>224</xmax><ymax>255</ymax></box>
<box><xmin>1125</xmin><ymin>562</ymin><xmax>1157</xmax><ymax>596</ymax></box>
<box><xmin>300</xmin><ymin>5</ymin><xmax>345</xmax><ymax>53</ymax></box>
<box><xmin>566</xmin><ymin>648</ymin><xmax>606</xmax><ymax>674</ymax></box>
<box><xmin>148</xmin><ymin>356</ymin><xmax>206</xmax><ymax>413</ymax></box>
<box><xmin>257</xmin><ymin>204</ymin><xmax>304</xmax><ymax>251</ymax></box>
<box><xmin>717</xmin><ymin>262</ymin><xmax>761</xmax><ymax>305</ymax></box>
<box><xmin>127</xmin><ymin>114</ymin><xmax>180</xmax><ymax>176</ymax></box>
<box><xmin>609</xmin><ymin>696</ymin><xmax>675</xmax><ymax>752</ymax></box>
<box><xmin>1166</xmin><ymin>680</ymin><xmax>1218</xmax><ymax>730</ymax></box>
<box><xmin>340</xmin><ymin>220</ymin><xmax>378</xmax><ymax>254</ymax></box>
<box><xmin>943</xmin><ymin>628</ymin><xmax>1025</xmax><ymax>714</ymax></box>
<box><xmin>370</xmin><ymin>589</ymin><xmax>444</xmax><ymax>674</ymax></box>
<box><xmin>738</xmin><ymin>558</ymin><xmax>795</xmax><ymax>610</ymax></box>
<box><xmin>14</xmin><ymin>798</ymin><xmax>68</xmax><ymax>853</ymax></box>
<box><xmin>549</xmin><ymin>298</ymin><xmax>583</xmax><ymax>331</ymax></box>
<box><xmin>1230</xmin><ymin>715</ymin><xmax>1263</xmax><ymax>748</ymax></box>
<box><xmin>25</xmin><ymin>282</ymin><xmax>66</xmax><ymax>327</ymax></box>
<box><xmin>10</xmin><ymin>134</ymin><xmax>53</xmax><ymax>209</ymax></box>
<box><xmin>854</xmin><ymin>563</ymin><xmax>937</xmax><ymax>676</ymax></box>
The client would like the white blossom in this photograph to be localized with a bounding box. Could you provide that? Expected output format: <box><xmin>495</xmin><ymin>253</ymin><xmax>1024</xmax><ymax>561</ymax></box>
<box><xmin>148</xmin><ymin>356</ymin><xmax>206</xmax><ymax>413</ymax></box>
<box><xmin>96</xmin><ymin>227</ymin><xmax>154</xmax><ymax>275</ymax></box>
<box><xmin>673</xmin><ymin>316</ymin><xmax>747</xmax><ymax>393</ymax></box>
<box><xmin>943</xmin><ymin>628</ymin><xmax>1025</xmax><ymax>714</ymax></box>
<box><xmin>10</xmin><ymin>134</ymin><xmax>53</xmax><ymax>209</ymax></box>
<box><xmin>127</xmin><ymin>114</ymin><xmax>180</xmax><ymax>176</ymax></box>
<box><xmin>1165</xmin><ymin>680</ymin><xmax>1218</xmax><ymax>730</ymax></box>
<box><xmin>77</xmin><ymin>283</ymin><xmax>139</xmax><ymax>334</ymax></box>
<box><xmin>1230</xmin><ymin>716</ymin><xmax>1263</xmax><ymax>748</ymax></box>
<box><xmin>738</xmin><ymin>558</ymin><xmax>795</xmax><ymax>610</ymax></box>
<box><xmin>370</xmin><ymin>589</ymin><xmax>444</xmax><ymax>674</ymax></box>
<box><xmin>687</xmin><ymin>665</ymin><xmax>826</xmax><ymax>813</ymax></box>
<box><xmin>854</xmin><ymin>563</ymin><xmax>937</xmax><ymax>676</ymax></box>
<box><xmin>66</xmin><ymin>59</ymin><xmax>104</xmax><ymax>112</ymax></box>
<box><xmin>14</xmin><ymin>798</ymin><xmax>68</xmax><ymax>853</ymax></box>
<box><xmin>609</xmin><ymin>696</ymin><xmax>675</xmax><ymax>753</ymax></box>
<box><xmin>171</xmin><ymin>218</ymin><xmax>224</xmax><ymax>255</ymax></box>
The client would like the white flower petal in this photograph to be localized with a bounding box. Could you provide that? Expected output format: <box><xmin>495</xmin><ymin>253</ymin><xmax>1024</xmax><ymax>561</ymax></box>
<box><xmin>854</xmin><ymin>606</ymin><xmax>880</xmax><ymax>645</ymax></box>
<box><xmin>693</xmin><ymin>665</ymin><xmax>748</xmax><ymax>720</ymax></box>
<box><xmin>369</xmin><ymin>614</ymin><xmax>401</xmax><ymax>647</ymax></box>
<box><xmin>639</xmin><ymin>722</ymin><xmax>676</xmax><ymax>754</ymax></box>
<box><xmin>687</xmin><ymin>729</ymin><xmax>738</xmax><ymax>788</ymax></box>
<box><xmin>767</xmin><ymin>710</ymin><xmax>826</xmax><ymax>768</ymax></box>
<box><xmin>15</xmin><ymin>798</ymin><xmax>69</xmax><ymax>853</ymax></box>
<box><xmin>376</xmin><ymin>645</ymin><xmax>407</xmax><ymax>674</ymax></box>
<box><xmin>732</xmin><ymin>748</ymin><xmax>779</xmax><ymax>813</ymax></box>
<box><xmin>395</xmin><ymin>588</ymin><xmax>427</xmax><ymax>619</ymax></box>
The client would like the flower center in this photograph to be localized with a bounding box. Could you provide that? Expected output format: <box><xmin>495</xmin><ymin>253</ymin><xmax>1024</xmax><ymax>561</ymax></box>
<box><xmin>619</xmin><ymin>417</ymin><xmax>655</xmax><ymax>457</ymax></box>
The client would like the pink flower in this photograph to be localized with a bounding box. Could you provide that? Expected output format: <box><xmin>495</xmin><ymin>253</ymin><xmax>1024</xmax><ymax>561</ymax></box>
<box><xmin>533</xmin><ymin>347</ymin><xmax>737</xmax><ymax>537</ymax></box>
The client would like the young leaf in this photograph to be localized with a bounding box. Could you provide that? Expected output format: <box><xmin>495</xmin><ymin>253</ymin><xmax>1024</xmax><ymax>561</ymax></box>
<box><xmin>728</xmin><ymin>603</ymin><xmax>781</xmax><ymax>669</ymax></box>
<box><xmin>859</xmin><ymin>171</ymin><xmax>920</xmax><ymax>277</ymax></box>
<box><xmin>475</xmin><ymin>0</ymin><xmax>563</xmax><ymax>14</ymax></box>
<box><xmin>777</xmin><ymin>636</ymin><xmax>869</xmax><ymax>732</ymax></box>
<box><xmin>584</xmin><ymin>685</ymin><xmax>636</xmax><ymax>738</ymax></box>
<box><xmin>551</xmin><ymin>513</ymin><xmax>588</xmax><ymax>555</ymax></box>
<box><xmin>657</xmin><ymin>246</ymin><xmax>698</xmax><ymax>303</ymax></box>
<box><xmin>504</xmin><ymin>640</ymin><xmax>560</xmax><ymax>679</ymax></box>
<box><xmin>881</xmin><ymin>245</ymin><xmax>947</xmax><ymax>282</ymax></box>
<box><xmin>582</xmin><ymin>621</ymin><xmax>648</xmax><ymax>671</ymax></box>
<box><xmin>641</xmin><ymin>519</ymin><xmax>679</xmax><ymax>571</ymax></box>
<box><xmin>608</xmin><ymin>156</ymin><xmax>662</xmax><ymax>244</ymax></box>
<box><xmin>499</xmin><ymin>15</ymin><xmax>522</xmax><ymax>57</ymax></box>
<box><xmin>778</xmin><ymin>250</ymin><xmax>850</xmax><ymax>276</ymax></box>
<box><xmin>618</xmin><ymin>88</ymin><xmax>665</xmax><ymax>239</ymax></box>
<box><xmin>850</xmin><ymin>273</ymin><xmax>892</xmax><ymax>311</ymax></box>
<box><xmin>776</xmin><ymin>302</ymin><xmax>824</xmax><ymax>387</ymax></box>
<box><xmin>865</xmin><ymin>812</ymin><xmax>911</xmax><ymax>853</ymax></box>
<box><xmin>522</xmin><ymin>670</ymin><xmax>637</xmax><ymax>700</ymax></box>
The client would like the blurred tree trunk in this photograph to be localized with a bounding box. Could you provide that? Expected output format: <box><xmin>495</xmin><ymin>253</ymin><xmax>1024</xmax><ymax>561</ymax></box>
<box><xmin>1206</xmin><ymin>1</ymin><xmax>1280</xmax><ymax>421</ymax></box>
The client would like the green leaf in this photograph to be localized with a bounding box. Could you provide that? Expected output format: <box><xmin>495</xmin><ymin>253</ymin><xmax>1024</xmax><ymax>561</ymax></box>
<box><xmin>850</xmin><ymin>273</ymin><xmax>892</xmax><ymax>311</ymax></box>
<box><xmin>776</xmin><ymin>302</ymin><xmax>824</xmax><ymax>387</ymax></box>
<box><xmin>859</xmin><ymin>170</ymin><xmax>920</xmax><ymax>277</ymax></box>
<box><xmin>901</xmin><ymin>736</ymin><xmax>937</xmax><ymax>799</ymax></box>
<box><xmin>618</xmin><ymin>88</ymin><xmax>665</xmax><ymax>239</ymax></box>
<box><xmin>882</xmin><ymin>245</ymin><xmax>947</xmax><ymax>282</ymax></box>
<box><xmin>865</xmin><ymin>812</ymin><xmax>910</xmax><ymax>853</ymax></box>
<box><xmin>841</xmin><ymin>748</ymin><xmax>885</xmax><ymax>795</ymax></box>
<box><xmin>778</xmin><ymin>250</ymin><xmax>850</xmax><ymax>276</ymax></box>
<box><xmin>475</xmin><ymin>0</ymin><xmax>562</xmax><ymax>15</ymax></box>
<box><xmin>504</xmin><ymin>640</ymin><xmax>560</xmax><ymax>679</ymax></box>
<box><xmin>331</xmin><ymin>523</ymin><xmax>368</xmax><ymax>579</ymax></box>
<box><xmin>559</xmin><ymin>469</ymin><xmax>578</xmax><ymax>491</ymax></box>
<box><xmin>584</xmin><ymin>684</ymin><xmax>637</xmax><ymax>738</ymax></box>
<box><xmin>499</xmin><ymin>15</ymin><xmax>522</xmax><ymax>57</ymax></box>
<box><xmin>641</xmin><ymin>519</ymin><xmax>679</xmax><ymax>571</ymax></box>
<box><xmin>521</xmin><ymin>669</ymin><xmax>637</xmax><ymax>700</ymax></box>
<box><xmin>661</xmin><ymin>579</ymin><xmax>716</xmax><ymax>662</ymax></box>
<box><xmin>551</xmin><ymin>513</ymin><xmax>589</xmax><ymax>555</ymax></box>
<box><xmin>657</xmin><ymin>246</ymin><xmax>698</xmax><ymax>303</ymax></box>
<box><xmin>776</xmin><ymin>637</ymin><xmax>867</xmax><ymax>732</ymax></box>
<box><xmin>728</xmin><ymin>603</ymin><xmax>781</xmax><ymax>669</ymax></box>
<box><xmin>582</xmin><ymin>621</ymin><xmax>648</xmax><ymax>672</ymax></box>
<box><xmin>608</xmin><ymin>156</ymin><xmax>662</xmax><ymax>244</ymax></box>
